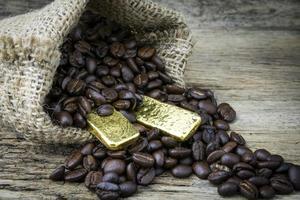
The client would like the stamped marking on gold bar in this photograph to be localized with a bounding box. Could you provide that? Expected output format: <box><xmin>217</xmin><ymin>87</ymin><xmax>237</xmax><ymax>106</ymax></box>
<box><xmin>87</xmin><ymin>109</ymin><xmax>140</xmax><ymax>150</ymax></box>
<box><xmin>135</xmin><ymin>96</ymin><xmax>201</xmax><ymax>141</ymax></box>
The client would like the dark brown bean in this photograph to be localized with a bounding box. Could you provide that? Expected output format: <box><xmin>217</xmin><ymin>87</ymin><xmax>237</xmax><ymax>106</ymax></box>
<box><xmin>207</xmin><ymin>150</ymin><xmax>226</xmax><ymax>164</ymax></box>
<box><xmin>102</xmin><ymin>172</ymin><xmax>120</xmax><ymax>184</ymax></box>
<box><xmin>230</xmin><ymin>132</ymin><xmax>245</xmax><ymax>145</ymax></box>
<box><xmin>102</xmin><ymin>88</ymin><xmax>118</xmax><ymax>102</ymax></box>
<box><xmin>54</xmin><ymin>111</ymin><xmax>73</xmax><ymax>127</ymax></box>
<box><xmin>96</xmin><ymin>182</ymin><xmax>120</xmax><ymax>200</ymax></box>
<box><xmin>164</xmin><ymin>157</ymin><xmax>178</xmax><ymax>169</ymax></box>
<box><xmin>214</xmin><ymin>120</ymin><xmax>230</xmax><ymax>131</ymax></box>
<box><xmin>110</xmin><ymin>42</ymin><xmax>125</xmax><ymax>58</ymax></box>
<box><xmin>168</xmin><ymin>147</ymin><xmax>191</xmax><ymax>159</ymax></box>
<box><xmin>171</xmin><ymin>165</ymin><xmax>192</xmax><ymax>178</ymax></box>
<box><xmin>259</xmin><ymin>185</ymin><xmax>275</xmax><ymax>199</ymax></box>
<box><xmin>138</xmin><ymin>47</ymin><xmax>155</xmax><ymax>60</ymax></box>
<box><xmin>222</xmin><ymin>141</ymin><xmax>237</xmax><ymax>153</ymax></box>
<box><xmin>119</xmin><ymin>181</ymin><xmax>137</xmax><ymax>197</ymax></box>
<box><xmin>192</xmin><ymin>141</ymin><xmax>206</xmax><ymax>161</ymax></box>
<box><xmin>161</xmin><ymin>136</ymin><xmax>178</xmax><ymax>148</ymax></box>
<box><xmin>49</xmin><ymin>166</ymin><xmax>65</xmax><ymax>181</ymax></box>
<box><xmin>133</xmin><ymin>73</ymin><xmax>148</xmax><ymax>88</ymax></box>
<box><xmin>217</xmin><ymin>103</ymin><xmax>236</xmax><ymax>122</ymax></box>
<box><xmin>220</xmin><ymin>153</ymin><xmax>240</xmax><ymax>168</ymax></box>
<box><xmin>187</xmin><ymin>88</ymin><xmax>207</xmax><ymax>100</ymax></box>
<box><xmin>133</xmin><ymin>152</ymin><xmax>155</xmax><ymax>168</ymax></box>
<box><xmin>128</xmin><ymin>137</ymin><xmax>148</xmax><ymax>153</ymax></box>
<box><xmin>73</xmin><ymin>112</ymin><xmax>86</xmax><ymax>128</ymax></box>
<box><xmin>147</xmin><ymin>140</ymin><xmax>163</xmax><ymax>152</ymax></box>
<box><xmin>254</xmin><ymin>149</ymin><xmax>271</xmax><ymax>161</ymax></box>
<box><xmin>270</xmin><ymin>175</ymin><xmax>294</xmax><ymax>194</ymax></box>
<box><xmin>208</xmin><ymin>170</ymin><xmax>232</xmax><ymax>185</ymax></box>
<box><xmin>65</xmin><ymin>168</ymin><xmax>87</xmax><ymax>182</ymax></box>
<box><xmin>83</xmin><ymin>155</ymin><xmax>98</xmax><ymax>171</ymax></box>
<box><xmin>103</xmin><ymin>159</ymin><xmax>126</xmax><ymax>175</ymax></box>
<box><xmin>288</xmin><ymin>165</ymin><xmax>300</xmax><ymax>190</ymax></box>
<box><xmin>248</xmin><ymin>176</ymin><xmax>269</xmax><ymax>187</ymax></box>
<box><xmin>96</xmin><ymin>104</ymin><xmax>114</xmax><ymax>116</ymax></box>
<box><xmin>85</xmin><ymin>171</ymin><xmax>103</xmax><ymax>189</ymax></box>
<box><xmin>198</xmin><ymin>100</ymin><xmax>217</xmax><ymax>115</ymax></box>
<box><xmin>152</xmin><ymin>149</ymin><xmax>165</xmax><ymax>167</ymax></box>
<box><xmin>192</xmin><ymin>161</ymin><xmax>211</xmax><ymax>179</ymax></box>
<box><xmin>126</xmin><ymin>162</ymin><xmax>137</xmax><ymax>183</ymax></box>
<box><xmin>65</xmin><ymin>150</ymin><xmax>83</xmax><ymax>169</ymax></box>
<box><xmin>218</xmin><ymin>182</ymin><xmax>239</xmax><ymax>197</ymax></box>
<box><xmin>121</xmin><ymin>66</ymin><xmax>134</xmax><ymax>82</ymax></box>
<box><xmin>137</xmin><ymin>167</ymin><xmax>155</xmax><ymax>186</ymax></box>
<box><xmin>239</xmin><ymin>180</ymin><xmax>259</xmax><ymax>200</ymax></box>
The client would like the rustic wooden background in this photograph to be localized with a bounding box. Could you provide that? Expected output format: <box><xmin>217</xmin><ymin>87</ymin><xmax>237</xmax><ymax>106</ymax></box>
<box><xmin>0</xmin><ymin>0</ymin><xmax>300</xmax><ymax>199</ymax></box>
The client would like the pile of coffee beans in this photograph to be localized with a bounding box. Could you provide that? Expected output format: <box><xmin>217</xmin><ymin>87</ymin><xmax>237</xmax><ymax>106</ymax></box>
<box><xmin>48</xmin><ymin>11</ymin><xmax>300</xmax><ymax>200</ymax></box>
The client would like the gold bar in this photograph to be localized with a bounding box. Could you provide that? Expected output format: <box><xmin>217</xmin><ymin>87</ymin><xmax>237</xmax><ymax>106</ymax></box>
<box><xmin>87</xmin><ymin>109</ymin><xmax>140</xmax><ymax>150</ymax></box>
<box><xmin>135</xmin><ymin>96</ymin><xmax>201</xmax><ymax>141</ymax></box>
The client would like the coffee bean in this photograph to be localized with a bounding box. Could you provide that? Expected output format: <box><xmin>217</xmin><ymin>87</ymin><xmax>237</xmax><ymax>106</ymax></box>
<box><xmin>210</xmin><ymin>163</ymin><xmax>231</xmax><ymax>173</ymax></box>
<box><xmin>208</xmin><ymin>170</ymin><xmax>232</xmax><ymax>185</ymax></box>
<box><xmin>102</xmin><ymin>75</ymin><xmax>117</xmax><ymax>86</ymax></box>
<box><xmin>54</xmin><ymin>111</ymin><xmax>73</xmax><ymax>127</ymax></box>
<box><xmin>103</xmin><ymin>159</ymin><xmax>126</xmax><ymax>175</ymax></box>
<box><xmin>187</xmin><ymin>88</ymin><xmax>207</xmax><ymax>100</ymax></box>
<box><xmin>66</xmin><ymin>79</ymin><xmax>85</xmax><ymax>95</ymax></box>
<box><xmin>227</xmin><ymin>176</ymin><xmax>242</xmax><ymax>185</ymax></box>
<box><xmin>121</xmin><ymin>66</ymin><xmax>134</xmax><ymax>82</ymax></box>
<box><xmin>147</xmin><ymin>71</ymin><xmax>160</xmax><ymax>80</ymax></box>
<box><xmin>270</xmin><ymin>175</ymin><xmax>294</xmax><ymax>194</ymax></box>
<box><xmin>256</xmin><ymin>161</ymin><xmax>281</xmax><ymax>169</ymax></box>
<box><xmin>161</xmin><ymin>136</ymin><xmax>178</xmax><ymax>148</ymax></box>
<box><xmin>110</xmin><ymin>66</ymin><xmax>121</xmax><ymax>77</ymax></box>
<box><xmin>49</xmin><ymin>166</ymin><xmax>65</xmax><ymax>181</ymax></box>
<box><xmin>133</xmin><ymin>73</ymin><xmax>148</xmax><ymax>88</ymax></box>
<box><xmin>65</xmin><ymin>150</ymin><xmax>83</xmax><ymax>169</ymax></box>
<box><xmin>151</xmin><ymin>55</ymin><xmax>164</xmax><ymax>71</ymax></box>
<box><xmin>222</xmin><ymin>141</ymin><xmax>237</xmax><ymax>153</ymax></box>
<box><xmin>179</xmin><ymin>157</ymin><xmax>193</xmax><ymax>165</ymax></box>
<box><xmin>85</xmin><ymin>171</ymin><xmax>103</xmax><ymax>189</ymax></box>
<box><xmin>214</xmin><ymin>120</ymin><xmax>230</xmax><ymax>131</ymax></box>
<box><xmin>146</xmin><ymin>79</ymin><xmax>163</xmax><ymax>90</ymax></box>
<box><xmin>83</xmin><ymin>155</ymin><xmax>98</xmax><ymax>171</ymax></box>
<box><xmin>237</xmin><ymin>170</ymin><xmax>256</xmax><ymax>179</ymax></box>
<box><xmin>267</xmin><ymin>154</ymin><xmax>283</xmax><ymax>163</ymax></box>
<box><xmin>165</xmin><ymin>84</ymin><xmax>185</xmax><ymax>94</ymax></box>
<box><xmin>233</xmin><ymin>162</ymin><xmax>254</xmax><ymax>172</ymax></box>
<box><xmin>216</xmin><ymin>130</ymin><xmax>230</xmax><ymax>145</ymax></box>
<box><xmin>158</xmin><ymin>72</ymin><xmax>172</xmax><ymax>84</ymax></box>
<box><xmin>152</xmin><ymin>149</ymin><xmax>165</xmax><ymax>167</ymax></box>
<box><xmin>96</xmin><ymin>104</ymin><xmax>114</xmax><ymax>116</ymax></box>
<box><xmin>92</xmin><ymin>144</ymin><xmax>107</xmax><ymax>159</ymax></box>
<box><xmin>257</xmin><ymin>168</ymin><xmax>273</xmax><ymax>178</ymax></box>
<box><xmin>128</xmin><ymin>137</ymin><xmax>148</xmax><ymax>153</ymax></box>
<box><xmin>239</xmin><ymin>180</ymin><xmax>259</xmax><ymax>200</ymax></box>
<box><xmin>259</xmin><ymin>185</ymin><xmax>275</xmax><ymax>199</ymax></box>
<box><xmin>133</xmin><ymin>152</ymin><xmax>155</xmax><ymax>168</ymax></box>
<box><xmin>80</xmin><ymin>143</ymin><xmax>95</xmax><ymax>156</ymax></box>
<box><xmin>217</xmin><ymin>103</ymin><xmax>236</xmax><ymax>122</ymax></box>
<box><xmin>254</xmin><ymin>149</ymin><xmax>271</xmax><ymax>161</ymax></box>
<box><xmin>220</xmin><ymin>153</ymin><xmax>240</xmax><ymax>168</ymax></box>
<box><xmin>137</xmin><ymin>167</ymin><xmax>155</xmax><ymax>185</ymax></box>
<box><xmin>192</xmin><ymin>161</ymin><xmax>211</xmax><ymax>179</ymax></box>
<box><xmin>120</xmin><ymin>181</ymin><xmax>137</xmax><ymax>197</ymax></box>
<box><xmin>103</xmin><ymin>56</ymin><xmax>119</xmax><ymax>67</ymax></box>
<box><xmin>169</xmin><ymin>147</ymin><xmax>191</xmax><ymax>159</ymax></box>
<box><xmin>171</xmin><ymin>165</ymin><xmax>192</xmax><ymax>178</ymax></box>
<box><xmin>198</xmin><ymin>100</ymin><xmax>217</xmax><ymax>115</ymax></box>
<box><xmin>107</xmin><ymin>150</ymin><xmax>127</xmax><ymax>159</ymax></box>
<box><xmin>96</xmin><ymin>65</ymin><xmax>110</xmax><ymax>77</ymax></box>
<box><xmin>85</xmin><ymin>88</ymin><xmax>106</xmax><ymax>105</ymax></box>
<box><xmin>86</xmin><ymin>57</ymin><xmax>97</xmax><ymax>74</ymax></box>
<box><xmin>235</xmin><ymin>146</ymin><xmax>253</xmax><ymax>156</ymax></box>
<box><xmin>96</xmin><ymin>182</ymin><xmax>120</xmax><ymax>200</ymax></box>
<box><xmin>241</xmin><ymin>153</ymin><xmax>256</xmax><ymax>165</ymax></box>
<box><xmin>164</xmin><ymin>157</ymin><xmax>178</xmax><ymax>169</ymax></box>
<box><xmin>102</xmin><ymin>172</ymin><xmax>120</xmax><ymax>184</ymax></box>
<box><xmin>147</xmin><ymin>140</ymin><xmax>162</xmax><ymax>152</ymax></box>
<box><xmin>102</xmin><ymin>88</ymin><xmax>118</xmax><ymax>102</ymax></box>
<box><xmin>110</xmin><ymin>42</ymin><xmax>125</xmax><ymax>58</ymax></box>
<box><xmin>206</xmin><ymin>141</ymin><xmax>220</xmax><ymax>156</ymax></box>
<box><xmin>248</xmin><ymin>176</ymin><xmax>269</xmax><ymax>187</ymax></box>
<box><xmin>218</xmin><ymin>182</ymin><xmax>239</xmax><ymax>197</ymax></box>
<box><xmin>146</xmin><ymin>128</ymin><xmax>161</xmax><ymax>141</ymax></box>
<box><xmin>78</xmin><ymin>96</ymin><xmax>92</xmax><ymax>114</ymax></box>
<box><xmin>192</xmin><ymin>141</ymin><xmax>206</xmax><ymax>161</ymax></box>
<box><xmin>288</xmin><ymin>165</ymin><xmax>300</xmax><ymax>190</ymax></box>
<box><xmin>230</xmin><ymin>132</ymin><xmax>245</xmax><ymax>145</ymax></box>
<box><xmin>73</xmin><ymin>112</ymin><xmax>86</xmax><ymax>128</ymax></box>
<box><xmin>138</xmin><ymin>47</ymin><xmax>155</xmax><ymax>60</ymax></box>
<box><xmin>207</xmin><ymin>150</ymin><xmax>226</xmax><ymax>164</ymax></box>
<box><xmin>65</xmin><ymin>168</ymin><xmax>88</xmax><ymax>182</ymax></box>
<box><xmin>126</xmin><ymin>162</ymin><xmax>137</xmax><ymax>183</ymax></box>
<box><xmin>276</xmin><ymin>162</ymin><xmax>292</xmax><ymax>173</ymax></box>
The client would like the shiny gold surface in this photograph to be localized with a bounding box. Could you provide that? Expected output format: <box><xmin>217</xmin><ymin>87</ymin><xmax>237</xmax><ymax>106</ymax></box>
<box><xmin>135</xmin><ymin>96</ymin><xmax>201</xmax><ymax>141</ymax></box>
<box><xmin>87</xmin><ymin>110</ymin><xmax>140</xmax><ymax>150</ymax></box>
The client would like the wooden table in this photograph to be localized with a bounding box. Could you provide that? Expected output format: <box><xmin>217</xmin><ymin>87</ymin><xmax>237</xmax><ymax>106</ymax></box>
<box><xmin>1</xmin><ymin>0</ymin><xmax>300</xmax><ymax>199</ymax></box>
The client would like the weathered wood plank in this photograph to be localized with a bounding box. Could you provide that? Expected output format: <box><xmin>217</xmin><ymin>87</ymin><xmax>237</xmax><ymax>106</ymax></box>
<box><xmin>0</xmin><ymin>0</ymin><xmax>300</xmax><ymax>199</ymax></box>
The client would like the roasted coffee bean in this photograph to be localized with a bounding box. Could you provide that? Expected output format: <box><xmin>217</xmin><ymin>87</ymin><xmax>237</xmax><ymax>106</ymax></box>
<box><xmin>128</xmin><ymin>137</ymin><xmax>148</xmax><ymax>153</ymax></box>
<box><xmin>85</xmin><ymin>171</ymin><xmax>103</xmax><ymax>189</ymax></box>
<box><xmin>65</xmin><ymin>168</ymin><xmax>88</xmax><ymax>182</ymax></box>
<box><xmin>92</xmin><ymin>144</ymin><xmax>107</xmax><ymax>159</ymax></box>
<box><xmin>126</xmin><ymin>162</ymin><xmax>137</xmax><ymax>183</ymax></box>
<box><xmin>124</xmin><ymin>39</ymin><xmax>137</xmax><ymax>49</ymax></box>
<box><xmin>107</xmin><ymin>150</ymin><xmax>127</xmax><ymax>159</ymax></box>
<box><xmin>137</xmin><ymin>167</ymin><xmax>155</xmax><ymax>185</ymax></box>
<box><xmin>96</xmin><ymin>182</ymin><xmax>120</xmax><ymax>200</ymax></box>
<box><xmin>147</xmin><ymin>71</ymin><xmax>160</xmax><ymax>80</ymax></box>
<box><xmin>217</xmin><ymin>103</ymin><xmax>236</xmax><ymax>122</ymax></box>
<box><xmin>151</xmin><ymin>55</ymin><xmax>164</xmax><ymax>71</ymax></box>
<box><xmin>230</xmin><ymin>132</ymin><xmax>245</xmax><ymax>145</ymax></box>
<box><xmin>192</xmin><ymin>161</ymin><xmax>211</xmax><ymax>179</ymax></box>
<box><xmin>192</xmin><ymin>141</ymin><xmax>206</xmax><ymax>161</ymax></box>
<box><xmin>275</xmin><ymin>162</ymin><xmax>292</xmax><ymax>173</ymax></box>
<box><xmin>213</xmin><ymin>120</ymin><xmax>229</xmax><ymax>131</ymax></box>
<box><xmin>86</xmin><ymin>57</ymin><xmax>97</xmax><ymax>74</ymax></box>
<box><xmin>259</xmin><ymin>185</ymin><xmax>275</xmax><ymax>199</ymax></box>
<box><xmin>63</xmin><ymin>101</ymin><xmax>78</xmax><ymax>113</ymax></box>
<box><xmin>83</xmin><ymin>155</ymin><xmax>98</xmax><ymax>171</ymax></box>
<box><xmin>233</xmin><ymin>162</ymin><xmax>254</xmax><ymax>172</ymax></box>
<box><xmin>169</xmin><ymin>147</ymin><xmax>191</xmax><ymax>159</ymax></box>
<box><xmin>120</xmin><ymin>181</ymin><xmax>137</xmax><ymax>197</ymax></box>
<box><xmin>248</xmin><ymin>176</ymin><xmax>269</xmax><ymax>187</ymax></box>
<box><xmin>54</xmin><ymin>111</ymin><xmax>73</xmax><ymax>127</ymax></box>
<box><xmin>207</xmin><ymin>150</ymin><xmax>225</xmax><ymax>164</ymax></box>
<box><xmin>85</xmin><ymin>88</ymin><xmax>106</xmax><ymax>105</ymax></box>
<box><xmin>220</xmin><ymin>153</ymin><xmax>240</xmax><ymax>168</ymax></box>
<box><xmin>179</xmin><ymin>101</ymin><xmax>197</xmax><ymax>111</ymax></box>
<box><xmin>239</xmin><ymin>180</ymin><xmax>259</xmax><ymax>200</ymax></box>
<box><xmin>187</xmin><ymin>88</ymin><xmax>207</xmax><ymax>100</ymax></box>
<box><xmin>216</xmin><ymin>130</ymin><xmax>230</xmax><ymax>145</ymax></box>
<box><xmin>198</xmin><ymin>100</ymin><xmax>217</xmax><ymax>115</ymax></box>
<box><xmin>81</xmin><ymin>143</ymin><xmax>95</xmax><ymax>155</ymax></box>
<box><xmin>222</xmin><ymin>141</ymin><xmax>237</xmax><ymax>153</ymax></box>
<box><xmin>206</xmin><ymin>141</ymin><xmax>220</xmax><ymax>156</ymax></box>
<box><xmin>161</xmin><ymin>136</ymin><xmax>178</xmax><ymax>148</ymax></box>
<box><xmin>103</xmin><ymin>56</ymin><xmax>119</xmax><ymax>67</ymax></box>
<box><xmin>96</xmin><ymin>65</ymin><xmax>110</xmax><ymax>77</ymax></box>
<box><xmin>218</xmin><ymin>182</ymin><xmax>239</xmax><ymax>197</ymax></box>
<box><xmin>103</xmin><ymin>159</ymin><xmax>126</xmax><ymax>175</ymax></box>
<box><xmin>147</xmin><ymin>140</ymin><xmax>163</xmax><ymax>152</ymax></box>
<box><xmin>165</xmin><ymin>84</ymin><xmax>185</xmax><ymax>94</ymax></box>
<box><xmin>270</xmin><ymin>175</ymin><xmax>294</xmax><ymax>194</ymax></box>
<box><xmin>118</xmin><ymin>90</ymin><xmax>135</xmax><ymax>100</ymax></box>
<box><xmin>155</xmin><ymin>167</ymin><xmax>165</xmax><ymax>176</ymax></box>
<box><xmin>110</xmin><ymin>66</ymin><xmax>121</xmax><ymax>77</ymax></box>
<box><xmin>167</xmin><ymin>94</ymin><xmax>185</xmax><ymax>102</ymax></box>
<box><xmin>110</xmin><ymin>42</ymin><xmax>125</xmax><ymax>58</ymax></box>
<box><xmin>241</xmin><ymin>153</ymin><xmax>256</xmax><ymax>165</ymax></box>
<box><xmin>256</xmin><ymin>161</ymin><xmax>281</xmax><ymax>169</ymax></box>
<box><xmin>257</xmin><ymin>168</ymin><xmax>273</xmax><ymax>178</ymax></box>
<box><xmin>102</xmin><ymin>172</ymin><xmax>120</xmax><ymax>184</ymax></box>
<box><xmin>66</xmin><ymin>79</ymin><xmax>85</xmax><ymax>95</ymax></box>
<box><xmin>144</xmin><ymin>61</ymin><xmax>156</xmax><ymax>71</ymax></box>
<box><xmin>235</xmin><ymin>146</ymin><xmax>253</xmax><ymax>156</ymax></box>
<box><xmin>152</xmin><ymin>149</ymin><xmax>165</xmax><ymax>167</ymax></box>
<box><xmin>146</xmin><ymin>128</ymin><xmax>160</xmax><ymax>141</ymax></box>
<box><xmin>254</xmin><ymin>149</ymin><xmax>271</xmax><ymax>161</ymax></box>
<box><xmin>267</xmin><ymin>154</ymin><xmax>283</xmax><ymax>163</ymax></box>
<box><xmin>102</xmin><ymin>75</ymin><xmax>117</xmax><ymax>86</ymax></box>
<box><xmin>171</xmin><ymin>165</ymin><xmax>192</xmax><ymax>178</ymax></box>
<box><xmin>96</xmin><ymin>104</ymin><xmax>114</xmax><ymax>116</ymax></box>
<box><xmin>208</xmin><ymin>170</ymin><xmax>232</xmax><ymax>185</ymax></box>
<box><xmin>121</xmin><ymin>66</ymin><xmax>134</xmax><ymax>82</ymax></box>
<box><xmin>102</xmin><ymin>88</ymin><xmax>118</xmax><ymax>102</ymax></box>
<box><xmin>210</xmin><ymin>163</ymin><xmax>231</xmax><ymax>173</ymax></box>
<box><xmin>133</xmin><ymin>73</ymin><xmax>148</xmax><ymax>88</ymax></box>
<box><xmin>89</xmin><ymin>80</ymin><xmax>107</xmax><ymax>91</ymax></box>
<box><xmin>146</xmin><ymin>79</ymin><xmax>163</xmax><ymax>90</ymax></box>
<box><xmin>73</xmin><ymin>112</ymin><xmax>87</xmax><ymax>128</ymax></box>
<box><xmin>158</xmin><ymin>72</ymin><xmax>172</xmax><ymax>84</ymax></box>
<box><xmin>49</xmin><ymin>166</ymin><xmax>65</xmax><ymax>181</ymax></box>
<box><xmin>78</xmin><ymin>96</ymin><xmax>92</xmax><ymax>114</ymax></box>
<box><xmin>65</xmin><ymin>150</ymin><xmax>83</xmax><ymax>169</ymax></box>
<box><xmin>202</xmin><ymin>126</ymin><xmax>216</xmax><ymax>144</ymax></box>
<box><xmin>237</xmin><ymin>170</ymin><xmax>256</xmax><ymax>179</ymax></box>
<box><xmin>164</xmin><ymin>157</ymin><xmax>178</xmax><ymax>169</ymax></box>
<box><xmin>133</xmin><ymin>152</ymin><xmax>155</xmax><ymax>168</ymax></box>
<box><xmin>288</xmin><ymin>165</ymin><xmax>300</xmax><ymax>190</ymax></box>
<box><xmin>138</xmin><ymin>47</ymin><xmax>155</xmax><ymax>60</ymax></box>
<box><xmin>227</xmin><ymin>176</ymin><xmax>242</xmax><ymax>185</ymax></box>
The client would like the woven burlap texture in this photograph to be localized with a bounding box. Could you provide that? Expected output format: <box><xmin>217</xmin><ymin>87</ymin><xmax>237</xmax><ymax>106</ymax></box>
<box><xmin>0</xmin><ymin>0</ymin><xmax>192</xmax><ymax>144</ymax></box>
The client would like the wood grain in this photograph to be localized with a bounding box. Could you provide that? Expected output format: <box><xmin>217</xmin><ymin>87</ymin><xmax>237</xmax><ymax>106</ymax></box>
<box><xmin>0</xmin><ymin>0</ymin><xmax>300</xmax><ymax>199</ymax></box>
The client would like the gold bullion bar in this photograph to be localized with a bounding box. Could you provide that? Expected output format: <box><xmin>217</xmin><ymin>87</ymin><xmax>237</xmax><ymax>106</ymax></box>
<box><xmin>135</xmin><ymin>96</ymin><xmax>201</xmax><ymax>141</ymax></box>
<box><xmin>87</xmin><ymin>109</ymin><xmax>140</xmax><ymax>150</ymax></box>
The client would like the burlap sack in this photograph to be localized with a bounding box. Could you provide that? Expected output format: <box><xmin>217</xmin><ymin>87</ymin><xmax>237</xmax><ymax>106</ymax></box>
<box><xmin>0</xmin><ymin>0</ymin><xmax>192</xmax><ymax>144</ymax></box>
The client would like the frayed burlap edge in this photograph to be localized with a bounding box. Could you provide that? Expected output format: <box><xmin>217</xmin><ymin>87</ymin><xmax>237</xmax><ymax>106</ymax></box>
<box><xmin>0</xmin><ymin>0</ymin><xmax>192</xmax><ymax>144</ymax></box>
